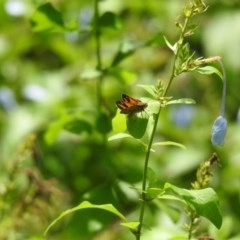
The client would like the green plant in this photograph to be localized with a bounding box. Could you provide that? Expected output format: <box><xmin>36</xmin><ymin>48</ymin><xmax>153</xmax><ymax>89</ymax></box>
<box><xmin>41</xmin><ymin>0</ymin><xmax>228</xmax><ymax>239</ymax></box>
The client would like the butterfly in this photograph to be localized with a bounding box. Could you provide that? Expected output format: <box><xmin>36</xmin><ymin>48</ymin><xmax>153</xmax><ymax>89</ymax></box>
<box><xmin>116</xmin><ymin>94</ymin><xmax>148</xmax><ymax>115</ymax></box>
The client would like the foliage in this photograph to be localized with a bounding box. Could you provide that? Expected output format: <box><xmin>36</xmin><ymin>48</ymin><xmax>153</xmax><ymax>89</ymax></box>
<box><xmin>1</xmin><ymin>0</ymin><xmax>240</xmax><ymax>240</ymax></box>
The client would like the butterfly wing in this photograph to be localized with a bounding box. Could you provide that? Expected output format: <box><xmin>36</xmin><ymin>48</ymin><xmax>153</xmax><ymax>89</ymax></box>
<box><xmin>116</xmin><ymin>94</ymin><xmax>148</xmax><ymax>115</ymax></box>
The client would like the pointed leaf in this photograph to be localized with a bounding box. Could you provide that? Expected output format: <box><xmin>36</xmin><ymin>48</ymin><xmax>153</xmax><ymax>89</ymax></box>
<box><xmin>44</xmin><ymin>201</ymin><xmax>126</xmax><ymax>235</ymax></box>
<box><xmin>108</xmin><ymin>133</ymin><xmax>133</xmax><ymax>141</ymax></box>
<box><xmin>110</xmin><ymin>34</ymin><xmax>164</xmax><ymax>67</ymax></box>
<box><xmin>98</xmin><ymin>12</ymin><xmax>121</xmax><ymax>30</ymax></box>
<box><xmin>138</xmin><ymin>84</ymin><xmax>157</xmax><ymax>98</ymax></box>
<box><xmin>164</xmin><ymin>183</ymin><xmax>222</xmax><ymax>229</ymax></box>
<box><xmin>96</xmin><ymin>112</ymin><xmax>112</xmax><ymax>134</ymax></box>
<box><xmin>195</xmin><ymin>66</ymin><xmax>223</xmax><ymax>79</ymax></box>
<box><xmin>163</xmin><ymin>35</ymin><xmax>177</xmax><ymax>53</ymax></box>
<box><xmin>30</xmin><ymin>3</ymin><xmax>65</xmax><ymax>33</ymax></box>
<box><xmin>166</xmin><ymin>98</ymin><xmax>196</xmax><ymax>105</ymax></box>
<box><xmin>111</xmin><ymin>40</ymin><xmax>145</xmax><ymax>67</ymax></box>
<box><xmin>146</xmin><ymin>187</ymin><xmax>165</xmax><ymax>199</ymax></box>
<box><xmin>64</xmin><ymin>119</ymin><xmax>92</xmax><ymax>134</ymax></box>
<box><xmin>153</xmin><ymin>141</ymin><xmax>186</xmax><ymax>149</ymax></box>
<box><xmin>120</xmin><ymin>221</ymin><xmax>139</xmax><ymax>231</ymax></box>
<box><xmin>127</xmin><ymin>115</ymin><xmax>148</xmax><ymax>139</ymax></box>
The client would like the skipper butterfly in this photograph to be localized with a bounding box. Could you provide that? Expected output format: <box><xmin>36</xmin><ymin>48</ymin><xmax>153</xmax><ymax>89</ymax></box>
<box><xmin>116</xmin><ymin>94</ymin><xmax>148</xmax><ymax>115</ymax></box>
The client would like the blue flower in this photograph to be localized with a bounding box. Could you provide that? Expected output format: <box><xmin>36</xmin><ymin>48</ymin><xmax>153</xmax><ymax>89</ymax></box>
<box><xmin>211</xmin><ymin>115</ymin><xmax>227</xmax><ymax>146</ymax></box>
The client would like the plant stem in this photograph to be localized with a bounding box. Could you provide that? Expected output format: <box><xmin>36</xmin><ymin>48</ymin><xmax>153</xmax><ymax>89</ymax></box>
<box><xmin>136</xmin><ymin>15</ymin><xmax>192</xmax><ymax>240</ymax></box>
<box><xmin>137</xmin><ymin>107</ymin><xmax>162</xmax><ymax>240</ymax></box>
<box><xmin>136</xmin><ymin>4</ymin><xmax>202</xmax><ymax>238</ymax></box>
<box><xmin>94</xmin><ymin>0</ymin><xmax>103</xmax><ymax>109</ymax></box>
<box><xmin>164</xmin><ymin>17</ymin><xmax>190</xmax><ymax>95</ymax></box>
<box><xmin>218</xmin><ymin>59</ymin><xmax>226</xmax><ymax>117</ymax></box>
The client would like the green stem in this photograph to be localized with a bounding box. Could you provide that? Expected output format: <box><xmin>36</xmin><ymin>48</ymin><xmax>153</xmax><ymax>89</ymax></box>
<box><xmin>164</xmin><ymin>17</ymin><xmax>190</xmax><ymax>95</ymax></box>
<box><xmin>136</xmin><ymin>107</ymin><xmax>162</xmax><ymax>240</ymax></box>
<box><xmin>94</xmin><ymin>0</ymin><xmax>103</xmax><ymax>109</ymax></box>
<box><xmin>136</xmin><ymin>16</ymin><xmax>191</xmax><ymax>240</ymax></box>
<box><xmin>218</xmin><ymin>59</ymin><xmax>226</xmax><ymax>117</ymax></box>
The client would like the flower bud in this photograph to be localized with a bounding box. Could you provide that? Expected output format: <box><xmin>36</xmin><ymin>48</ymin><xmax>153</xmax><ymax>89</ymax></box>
<box><xmin>211</xmin><ymin>115</ymin><xmax>227</xmax><ymax>146</ymax></box>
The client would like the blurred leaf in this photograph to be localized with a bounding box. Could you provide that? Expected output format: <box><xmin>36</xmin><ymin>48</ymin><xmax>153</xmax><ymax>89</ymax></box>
<box><xmin>98</xmin><ymin>12</ymin><xmax>122</xmax><ymax>30</ymax></box>
<box><xmin>146</xmin><ymin>187</ymin><xmax>165</xmax><ymax>199</ymax></box>
<box><xmin>127</xmin><ymin>115</ymin><xmax>148</xmax><ymax>139</ymax></box>
<box><xmin>111</xmin><ymin>40</ymin><xmax>145</xmax><ymax>67</ymax></box>
<box><xmin>44</xmin><ymin>201</ymin><xmax>127</xmax><ymax>235</ymax></box>
<box><xmin>95</xmin><ymin>112</ymin><xmax>112</xmax><ymax>134</ymax></box>
<box><xmin>145</xmin><ymin>101</ymin><xmax>160</xmax><ymax>116</ymax></box>
<box><xmin>30</xmin><ymin>3</ymin><xmax>65</xmax><ymax>33</ymax></box>
<box><xmin>152</xmin><ymin>141</ymin><xmax>186</xmax><ymax>149</ymax></box>
<box><xmin>163</xmin><ymin>35</ymin><xmax>176</xmax><ymax>53</ymax></box>
<box><xmin>138</xmin><ymin>84</ymin><xmax>156</xmax><ymax>97</ymax></box>
<box><xmin>120</xmin><ymin>221</ymin><xmax>139</xmax><ymax>231</ymax></box>
<box><xmin>81</xmin><ymin>69</ymin><xmax>103</xmax><ymax>79</ymax></box>
<box><xmin>44</xmin><ymin>115</ymin><xmax>70</xmax><ymax>145</ymax></box>
<box><xmin>108</xmin><ymin>133</ymin><xmax>133</xmax><ymax>141</ymax></box>
<box><xmin>147</xmin><ymin>167</ymin><xmax>158</xmax><ymax>186</ymax></box>
<box><xmin>166</xmin><ymin>98</ymin><xmax>196</xmax><ymax>105</ymax></box>
<box><xmin>158</xmin><ymin>194</ymin><xmax>185</xmax><ymax>203</ymax></box>
<box><xmin>111</xmin><ymin>34</ymin><xmax>164</xmax><ymax>67</ymax></box>
<box><xmin>108</xmin><ymin>68</ymin><xmax>137</xmax><ymax>84</ymax></box>
<box><xmin>112</xmin><ymin>110</ymin><xmax>127</xmax><ymax>133</ymax></box>
<box><xmin>169</xmin><ymin>237</ymin><xmax>188</xmax><ymax>240</ymax></box>
<box><xmin>147</xmin><ymin>33</ymin><xmax>165</xmax><ymax>46</ymax></box>
<box><xmin>164</xmin><ymin>183</ymin><xmax>222</xmax><ymax>229</ymax></box>
<box><xmin>195</xmin><ymin>66</ymin><xmax>223</xmax><ymax>79</ymax></box>
<box><xmin>64</xmin><ymin>119</ymin><xmax>92</xmax><ymax>134</ymax></box>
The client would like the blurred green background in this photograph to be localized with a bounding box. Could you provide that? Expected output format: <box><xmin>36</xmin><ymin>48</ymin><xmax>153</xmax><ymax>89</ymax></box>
<box><xmin>0</xmin><ymin>0</ymin><xmax>240</xmax><ymax>239</ymax></box>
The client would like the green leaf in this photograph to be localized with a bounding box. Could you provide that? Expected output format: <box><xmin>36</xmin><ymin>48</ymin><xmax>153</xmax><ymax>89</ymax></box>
<box><xmin>110</xmin><ymin>34</ymin><xmax>164</xmax><ymax>67</ymax></box>
<box><xmin>147</xmin><ymin>33</ymin><xmax>165</xmax><ymax>46</ymax></box>
<box><xmin>30</xmin><ymin>3</ymin><xmax>65</xmax><ymax>33</ymax></box>
<box><xmin>158</xmin><ymin>194</ymin><xmax>185</xmax><ymax>204</ymax></box>
<box><xmin>127</xmin><ymin>115</ymin><xmax>148</xmax><ymax>139</ymax></box>
<box><xmin>112</xmin><ymin>110</ymin><xmax>127</xmax><ymax>133</ymax></box>
<box><xmin>95</xmin><ymin>112</ymin><xmax>112</xmax><ymax>134</ymax></box>
<box><xmin>195</xmin><ymin>66</ymin><xmax>223</xmax><ymax>79</ymax></box>
<box><xmin>98</xmin><ymin>12</ymin><xmax>121</xmax><ymax>30</ymax></box>
<box><xmin>64</xmin><ymin>119</ymin><xmax>92</xmax><ymax>134</ymax></box>
<box><xmin>138</xmin><ymin>84</ymin><xmax>156</xmax><ymax>98</ymax></box>
<box><xmin>152</xmin><ymin>141</ymin><xmax>186</xmax><ymax>149</ymax></box>
<box><xmin>166</xmin><ymin>98</ymin><xmax>196</xmax><ymax>105</ymax></box>
<box><xmin>108</xmin><ymin>68</ymin><xmax>137</xmax><ymax>84</ymax></box>
<box><xmin>164</xmin><ymin>183</ymin><xmax>222</xmax><ymax>229</ymax></box>
<box><xmin>81</xmin><ymin>69</ymin><xmax>103</xmax><ymax>79</ymax></box>
<box><xmin>120</xmin><ymin>221</ymin><xmax>139</xmax><ymax>231</ymax></box>
<box><xmin>147</xmin><ymin>167</ymin><xmax>158</xmax><ymax>186</ymax></box>
<box><xmin>146</xmin><ymin>187</ymin><xmax>165</xmax><ymax>199</ymax></box>
<box><xmin>163</xmin><ymin>35</ymin><xmax>177</xmax><ymax>53</ymax></box>
<box><xmin>111</xmin><ymin>40</ymin><xmax>145</xmax><ymax>67</ymax></box>
<box><xmin>170</xmin><ymin>237</ymin><xmax>188</xmax><ymax>240</ymax></box>
<box><xmin>44</xmin><ymin>201</ymin><xmax>127</xmax><ymax>235</ymax></box>
<box><xmin>108</xmin><ymin>133</ymin><xmax>133</xmax><ymax>141</ymax></box>
<box><xmin>44</xmin><ymin>114</ymin><xmax>71</xmax><ymax>145</ymax></box>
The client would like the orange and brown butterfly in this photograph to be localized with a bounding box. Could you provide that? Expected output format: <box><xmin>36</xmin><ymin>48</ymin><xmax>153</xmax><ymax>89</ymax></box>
<box><xmin>116</xmin><ymin>94</ymin><xmax>148</xmax><ymax>115</ymax></box>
